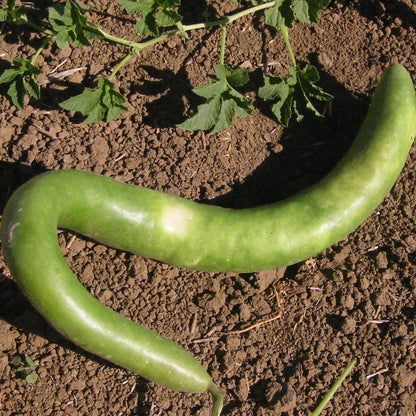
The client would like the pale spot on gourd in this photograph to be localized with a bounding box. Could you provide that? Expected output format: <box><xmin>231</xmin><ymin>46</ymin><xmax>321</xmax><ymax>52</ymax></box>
<box><xmin>162</xmin><ymin>206</ymin><xmax>193</xmax><ymax>237</ymax></box>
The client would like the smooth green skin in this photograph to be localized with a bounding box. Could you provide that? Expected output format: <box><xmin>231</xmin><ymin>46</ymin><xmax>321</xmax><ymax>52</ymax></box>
<box><xmin>1</xmin><ymin>64</ymin><xmax>415</xmax><ymax>414</ymax></box>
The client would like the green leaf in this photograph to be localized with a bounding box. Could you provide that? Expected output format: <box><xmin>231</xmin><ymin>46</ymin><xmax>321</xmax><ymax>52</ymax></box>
<box><xmin>292</xmin><ymin>0</ymin><xmax>331</xmax><ymax>24</ymax></box>
<box><xmin>117</xmin><ymin>0</ymin><xmax>143</xmax><ymax>14</ymax></box>
<box><xmin>8</xmin><ymin>78</ymin><xmax>24</xmax><ymax>108</ymax></box>
<box><xmin>0</xmin><ymin>7</ymin><xmax>8</xmax><ymax>21</ymax></box>
<box><xmin>179</xmin><ymin>66</ymin><xmax>252</xmax><ymax>133</ymax></box>
<box><xmin>25</xmin><ymin>77</ymin><xmax>40</xmax><ymax>100</ymax></box>
<box><xmin>209</xmin><ymin>98</ymin><xmax>234</xmax><ymax>134</ymax></box>
<box><xmin>11</xmin><ymin>356</ymin><xmax>22</xmax><ymax>367</ymax></box>
<box><xmin>83</xmin><ymin>102</ymin><xmax>107</xmax><ymax>124</ymax></box>
<box><xmin>192</xmin><ymin>79</ymin><xmax>227</xmax><ymax>98</ymax></box>
<box><xmin>122</xmin><ymin>0</ymin><xmax>182</xmax><ymax>35</ymax></box>
<box><xmin>135</xmin><ymin>13</ymin><xmax>159</xmax><ymax>36</ymax></box>
<box><xmin>272</xmin><ymin>88</ymin><xmax>294</xmax><ymax>126</ymax></box>
<box><xmin>0</xmin><ymin>58</ymin><xmax>41</xmax><ymax>108</ymax></box>
<box><xmin>0</xmin><ymin>0</ymin><xmax>28</xmax><ymax>24</ymax></box>
<box><xmin>60</xmin><ymin>76</ymin><xmax>128</xmax><ymax>123</ymax></box>
<box><xmin>49</xmin><ymin>0</ymin><xmax>102</xmax><ymax>49</ymax></box>
<box><xmin>259</xmin><ymin>64</ymin><xmax>332</xmax><ymax>126</ymax></box>
<box><xmin>214</xmin><ymin>64</ymin><xmax>249</xmax><ymax>87</ymax></box>
<box><xmin>177</xmin><ymin>96</ymin><xmax>221</xmax><ymax>131</ymax></box>
<box><xmin>25</xmin><ymin>372</ymin><xmax>38</xmax><ymax>383</ymax></box>
<box><xmin>0</xmin><ymin>67</ymin><xmax>20</xmax><ymax>83</ymax></box>
<box><xmin>258</xmin><ymin>74</ymin><xmax>286</xmax><ymax>100</ymax></box>
<box><xmin>264</xmin><ymin>0</ymin><xmax>294</xmax><ymax>28</ymax></box>
<box><xmin>228</xmin><ymin>88</ymin><xmax>253</xmax><ymax>117</ymax></box>
<box><xmin>209</xmin><ymin>91</ymin><xmax>253</xmax><ymax>134</ymax></box>
<box><xmin>60</xmin><ymin>87</ymin><xmax>101</xmax><ymax>114</ymax></box>
<box><xmin>156</xmin><ymin>7</ymin><xmax>181</xmax><ymax>26</ymax></box>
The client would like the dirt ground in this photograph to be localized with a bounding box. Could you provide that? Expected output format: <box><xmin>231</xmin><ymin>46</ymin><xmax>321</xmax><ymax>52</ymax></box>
<box><xmin>0</xmin><ymin>1</ymin><xmax>416</xmax><ymax>415</ymax></box>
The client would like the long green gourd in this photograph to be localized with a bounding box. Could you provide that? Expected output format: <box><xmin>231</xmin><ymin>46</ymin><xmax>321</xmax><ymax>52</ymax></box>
<box><xmin>1</xmin><ymin>64</ymin><xmax>416</xmax><ymax>415</ymax></box>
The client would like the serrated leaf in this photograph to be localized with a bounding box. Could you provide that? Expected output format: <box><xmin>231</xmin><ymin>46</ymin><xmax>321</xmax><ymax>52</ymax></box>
<box><xmin>135</xmin><ymin>13</ymin><xmax>158</xmax><ymax>35</ymax></box>
<box><xmin>303</xmin><ymin>80</ymin><xmax>333</xmax><ymax>101</ymax></box>
<box><xmin>60</xmin><ymin>87</ymin><xmax>101</xmax><ymax>114</ymax></box>
<box><xmin>179</xmin><ymin>63</ymin><xmax>253</xmax><ymax>133</ymax></box>
<box><xmin>298</xmin><ymin>63</ymin><xmax>319</xmax><ymax>82</ymax></box>
<box><xmin>227</xmin><ymin>88</ymin><xmax>253</xmax><ymax>116</ymax></box>
<box><xmin>271</xmin><ymin>88</ymin><xmax>294</xmax><ymax>126</ymax></box>
<box><xmin>258</xmin><ymin>74</ymin><xmax>285</xmax><ymax>100</ymax></box>
<box><xmin>25</xmin><ymin>76</ymin><xmax>40</xmax><ymax>100</ymax></box>
<box><xmin>83</xmin><ymin>102</ymin><xmax>106</xmax><ymax>123</ymax></box>
<box><xmin>156</xmin><ymin>7</ymin><xmax>181</xmax><ymax>26</ymax></box>
<box><xmin>0</xmin><ymin>7</ymin><xmax>8</xmax><ymax>21</ymax></box>
<box><xmin>292</xmin><ymin>0</ymin><xmax>331</xmax><ymax>24</ymax></box>
<box><xmin>49</xmin><ymin>0</ymin><xmax>102</xmax><ymax>48</ymax></box>
<box><xmin>60</xmin><ymin>77</ymin><xmax>128</xmax><ymax>123</ymax></box>
<box><xmin>117</xmin><ymin>0</ymin><xmax>143</xmax><ymax>14</ymax></box>
<box><xmin>226</xmin><ymin>68</ymin><xmax>250</xmax><ymax>87</ymax></box>
<box><xmin>260</xmin><ymin>62</ymin><xmax>332</xmax><ymax>126</ymax></box>
<box><xmin>209</xmin><ymin>98</ymin><xmax>234</xmax><ymax>134</ymax></box>
<box><xmin>0</xmin><ymin>68</ymin><xmax>20</xmax><ymax>83</ymax></box>
<box><xmin>8</xmin><ymin>78</ymin><xmax>25</xmax><ymax>109</ymax></box>
<box><xmin>214</xmin><ymin>64</ymin><xmax>250</xmax><ymax>87</ymax></box>
<box><xmin>192</xmin><ymin>79</ymin><xmax>227</xmax><ymax>98</ymax></box>
<box><xmin>106</xmin><ymin>103</ymin><xmax>128</xmax><ymax>121</ymax></box>
<box><xmin>264</xmin><ymin>0</ymin><xmax>294</xmax><ymax>28</ymax></box>
<box><xmin>10</xmin><ymin>57</ymin><xmax>41</xmax><ymax>76</ymax></box>
<box><xmin>177</xmin><ymin>96</ymin><xmax>221</xmax><ymax>131</ymax></box>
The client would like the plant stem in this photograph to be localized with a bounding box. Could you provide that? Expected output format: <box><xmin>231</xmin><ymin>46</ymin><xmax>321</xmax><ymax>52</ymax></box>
<box><xmin>208</xmin><ymin>382</ymin><xmax>223</xmax><ymax>416</ymax></box>
<box><xmin>279</xmin><ymin>25</ymin><xmax>297</xmax><ymax>68</ymax></box>
<box><xmin>310</xmin><ymin>359</ymin><xmax>357</xmax><ymax>416</ymax></box>
<box><xmin>26</xmin><ymin>20</ymin><xmax>55</xmax><ymax>37</ymax></box>
<box><xmin>219</xmin><ymin>25</ymin><xmax>227</xmax><ymax>66</ymax></box>
<box><xmin>182</xmin><ymin>0</ymin><xmax>276</xmax><ymax>31</ymax></box>
<box><xmin>108</xmin><ymin>52</ymin><xmax>135</xmax><ymax>80</ymax></box>
<box><xmin>99</xmin><ymin>0</ymin><xmax>277</xmax><ymax>53</ymax></box>
<box><xmin>31</xmin><ymin>36</ymin><xmax>52</xmax><ymax>65</ymax></box>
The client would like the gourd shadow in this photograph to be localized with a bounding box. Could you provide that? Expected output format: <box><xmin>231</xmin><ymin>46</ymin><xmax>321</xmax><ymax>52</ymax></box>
<box><xmin>200</xmin><ymin>67</ymin><xmax>369</xmax><ymax>209</ymax></box>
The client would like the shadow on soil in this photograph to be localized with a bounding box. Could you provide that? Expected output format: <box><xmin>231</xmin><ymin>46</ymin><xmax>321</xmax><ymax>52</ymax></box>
<box><xmin>347</xmin><ymin>0</ymin><xmax>416</xmax><ymax>29</ymax></box>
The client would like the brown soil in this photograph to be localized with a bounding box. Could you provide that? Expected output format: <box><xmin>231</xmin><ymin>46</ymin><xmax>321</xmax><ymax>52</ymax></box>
<box><xmin>1</xmin><ymin>1</ymin><xmax>416</xmax><ymax>415</ymax></box>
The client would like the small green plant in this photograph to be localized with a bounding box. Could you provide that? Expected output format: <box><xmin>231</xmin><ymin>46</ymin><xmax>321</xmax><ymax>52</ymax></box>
<box><xmin>311</xmin><ymin>358</ymin><xmax>356</xmax><ymax>415</ymax></box>
<box><xmin>11</xmin><ymin>355</ymin><xmax>40</xmax><ymax>383</ymax></box>
<box><xmin>0</xmin><ymin>0</ymin><xmax>332</xmax><ymax>131</ymax></box>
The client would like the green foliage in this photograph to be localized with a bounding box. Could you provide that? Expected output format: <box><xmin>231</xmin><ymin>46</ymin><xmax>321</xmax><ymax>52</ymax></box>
<box><xmin>0</xmin><ymin>0</ymin><xmax>28</xmax><ymax>25</ymax></box>
<box><xmin>0</xmin><ymin>57</ymin><xmax>41</xmax><ymax>109</ymax></box>
<box><xmin>252</xmin><ymin>0</ymin><xmax>330</xmax><ymax>26</ymax></box>
<box><xmin>118</xmin><ymin>0</ymin><xmax>182</xmax><ymax>36</ymax></box>
<box><xmin>259</xmin><ymin>64</ymin><xmax>333</xmax><ymax>126</ymax></box>
<box><xmin>0</xmin><ymin>0</ymin><xmax>333</xmax><ymax>132</ymax></box>
<box><xmin>59</xmin><ymin>76</ymin><xmax>128</xmax><ymax>123</ymax></box>
<box><xmin>178</xmin><ymin>64</ymin><xmax>252</xmax><ymax>134</ymax></box>
<box><xmin>48</xmin><ymin>0</ymin><xmax>103</xmax><ymax>48</ymax></box>
<box><xmin>11</xmin><ymin>355</ymin><xmax>40</xmax><ymax>383</ymax></box>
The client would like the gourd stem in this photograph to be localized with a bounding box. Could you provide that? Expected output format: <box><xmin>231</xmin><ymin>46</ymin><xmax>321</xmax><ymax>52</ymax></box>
<box><xmin>208</xmin><ymin>382</ymin><xmax>224</xmax><ymax>416</ymax></box>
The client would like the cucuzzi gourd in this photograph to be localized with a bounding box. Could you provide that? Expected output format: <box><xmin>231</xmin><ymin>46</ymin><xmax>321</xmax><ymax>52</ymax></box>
<box><xmin>1</xmin><ymin>64</ymin><xmax>416</xmax><ymax>415</ymax></box>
